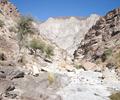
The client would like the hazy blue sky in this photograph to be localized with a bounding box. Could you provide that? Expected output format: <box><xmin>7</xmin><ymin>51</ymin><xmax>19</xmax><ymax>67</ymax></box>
<box><xmin>10</xmin><ymin>0</ymin><xmax>120</xmax><ymax>20</ymax></box>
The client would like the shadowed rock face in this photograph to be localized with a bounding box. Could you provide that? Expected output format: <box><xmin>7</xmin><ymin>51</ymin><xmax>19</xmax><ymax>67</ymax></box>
<box><xmin>39</xmin><ymin>15</ymin><xmax>99</xmax><ymax>56</ymax></box>
<box><xmin>74</xmin><ymin>8</ymin><xmax>120</xmax><ymax>64</ymax></box>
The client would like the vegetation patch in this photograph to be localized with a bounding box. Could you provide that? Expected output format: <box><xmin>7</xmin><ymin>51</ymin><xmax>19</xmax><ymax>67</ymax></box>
<box><xmin>113</xmin><ymin>52</ymin><xmax>120</xmax><ymax>68</ymax></box>
<box><xmin>30</xmin><ymin>38</ymin><xmax>45</xmax><ymax>53</ymax></box>
<box><xmin>0</xmin><ymin>19</ymin><xmax>5</xmax><ymax>28</ymax></box>
<box><xmin>17</xmin><ymin>16</ymin><xmax>38</xmax><ymax>49</ymax></box>
<box><xmin>104</xmin><ymin>49</ymin><xmax>112</xmax><ymax>57</ymax></box>
<box><xmin>29</xmin><ymin>38</ymin><xmax>54</xmax><ymax>59</ymax></box>
<box><xmin>45</xmin><ymin>45</ymin><xmax>54</xmax><ymax>58</ymax></box>
<box><xmin>48</xmin><ymin>72</ymin><xmax>55</xmax><ymax>85</ymax></box>
<box><xmin>74</xmin><ymin>64</ymin><xmax>84</xmax><ymax>69</ymax></box>
<box><xmin>109</xmin><ymin>92</ymin><xmax>120</xmax><ymax>100</ymax></box>
<box><xmin>101</xmin><ymin>48</ymin><xmax>113</xmax><ymax>62</ymax></box>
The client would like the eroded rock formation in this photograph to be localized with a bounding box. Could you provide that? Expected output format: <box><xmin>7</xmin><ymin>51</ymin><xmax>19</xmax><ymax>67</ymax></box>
<box><xmin>74</xmin><ymin>8</ymin><xmax>120</xmax><ymax>68</ymax></box>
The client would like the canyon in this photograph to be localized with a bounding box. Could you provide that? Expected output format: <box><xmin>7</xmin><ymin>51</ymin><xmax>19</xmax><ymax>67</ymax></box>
<box><xmin>0</xmin><ymin>0</ymin><xmax>119</xmax><ymax>100</ymax></box>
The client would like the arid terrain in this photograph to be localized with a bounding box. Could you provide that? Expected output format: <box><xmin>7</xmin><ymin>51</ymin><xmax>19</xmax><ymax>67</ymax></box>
<box><xmin>0</xmin><ymin>0</ymin><xmax>119</xmax><ymax>100</ymax></box>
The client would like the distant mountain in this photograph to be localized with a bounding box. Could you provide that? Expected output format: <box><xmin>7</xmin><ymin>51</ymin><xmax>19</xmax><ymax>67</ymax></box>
<box><xmin>39</xmin><ymin>14</ymin><xmax>100</xmax><ymax>57</ymax></box>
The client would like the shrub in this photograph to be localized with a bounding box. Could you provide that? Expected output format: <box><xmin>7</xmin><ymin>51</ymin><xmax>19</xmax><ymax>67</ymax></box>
<box><xmin>113</xmin><ymin>52</ymin><xmax>120</xmax><ymax>68</ymax></box>
<box><xmin>30</xmin><ymin>38</ymin><xmax>45</xmax><ymax>53</ymax></box>
<box><xmin>48</xmin><ymin>72</ymin><xmax>55</xmax><ymax>85</ymax></box>
<box><xmin>109</xmin><ymin>92</ymin><xmax>120</xmax><ymax>100</ymax></box>
<box><xmin>2</xmin><ymin>0</ymin><xmax>8</xmax><ymax>3</ymax></box>
<box><xmin>45</xmin><ymin>45</ymin><xmax>54</xmax><ymax>58</ymax></box>
<box><xmin>17</xmin><ymin>16</ymin><xmax>38</xmax><ymax>49</ymax></box>
<box><xmin>29</xmin><ymin>38</ymin><xmax>54</xmax><ymax>58</ymax></box>
<box><xmin>104</xmin><ymin>49</ymin><xmax>112</xmax><ymax>57</ymax></box>
<box><xmin>101</xmin><ymin>49</ymin><xmax>112</xmax><ymax>62</ymax></box>
<box><xmin>0</xmin><ymin>19</ymin><xmax>5</xmax><ymax>28</ymax></box>
<box><xmin>17</xmin><ymin>16</ymin><xmax>34</xmax><ymax>39</ymax></box>
<box><xmin>75</xmin><ymin>64</ymin><xmax>84</xmax><ymax>69</ymax></box>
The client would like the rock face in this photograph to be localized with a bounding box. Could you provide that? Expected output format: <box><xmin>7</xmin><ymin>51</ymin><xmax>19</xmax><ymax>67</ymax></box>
<box><xmin>74</xmin><ymin>8</ymin><xmax>120</xmax><ymax>67</ymax></box>
<box><xmin>39</xmin><ymin>15</ymin><xmax>99</xmax><ymax>56</ymax></box>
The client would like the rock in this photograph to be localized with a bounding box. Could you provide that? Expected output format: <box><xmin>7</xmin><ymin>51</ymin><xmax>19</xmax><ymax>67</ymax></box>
<box><xmin>106</xmin><ymin>63</ymin><xmax>116</xmax><ymax>69</ymax></box>
<box><xmin>6</xmin><ymin>85</ymin><xmax>15</xmax><ymax>92</ymax></box>
<box><xmin>0</xmin><ymin>67</ymin><xmax>25</xmax><ymax>79</ymax></box>
<box><xmin>44</xmin><ymin>58</ymin><xmax>52</xmax><ymax>63</ymax></box>
<box><xmin>0</xmin><ymin>53</ymin><xmax>7</xmax><ymax>61</ymax></box>
<box><xmin>32</xmin><ymin>63</ymin><xmax>40</xmax><ymax>76</ymax></box>
<box><xmin>82</xmin><ymin>61</ymin><xmax>97</xmax><ymax>70</ymax></box>
<box><xmin>0</xmin><ymin>71</ymin><xmax>6</xmax><ymax>79</ymax></box>
<box><xmin>4</xmin><ymin>92</ymin><xmax>17</xmax><ymax>99</ymax></box>
<box><xmin>0</xmin><ymin>80</ymin><xmax>13</xmax><ymax>94</ymax></box>
<box><xmin>11</xmin><ymin>70</ymin><xmax>25</xmax><ymax>79</ymax></box>
<box><xmin>75</xmin><ymin>60</ymin><xmax>102</xmax><ymax>71</ymax></box>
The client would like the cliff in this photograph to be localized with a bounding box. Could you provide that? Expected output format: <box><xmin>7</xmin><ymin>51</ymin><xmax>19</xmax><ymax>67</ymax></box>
<box><xmin>74</xmin><ymin>8</ymin><xmax>120</xmax><ymax>69</ymax></box>
<box><xmin>39</xmin><ymin>15</ymin><xmax>100</xmax><ymax>57</ymax></box>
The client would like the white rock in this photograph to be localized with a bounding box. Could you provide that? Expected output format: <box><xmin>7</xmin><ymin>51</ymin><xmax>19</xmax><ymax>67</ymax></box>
<box><xmin>38</xmin><ymin>15</ymin><xmax>100</xmax><ymax>57</ymax></box>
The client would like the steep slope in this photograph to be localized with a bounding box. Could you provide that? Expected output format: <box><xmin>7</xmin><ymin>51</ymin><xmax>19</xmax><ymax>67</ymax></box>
<box><xmin>74</xmin><ymin>8</ymin><xmax>120</xmax><ymax>69</ymax></box>
<box><xmin>0</xmin><ymin>0</ymin><xmax>21</xmax><ymax>66</ymax></box>
<box><xmin>0</xmin><ymin>0</ymin><xmax>57</xmax><ymax>75</ymax></box>
<box><xmin>39</xmin><ymin>15</ymin><xmax>99</xmax><ymax>56</ymax></box>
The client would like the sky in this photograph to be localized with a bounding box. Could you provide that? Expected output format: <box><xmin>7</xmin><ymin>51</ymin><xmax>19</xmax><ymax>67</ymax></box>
<box><xmin>10</xmin><ymin>0</ymin><xmax>120</xmax><ymax>20</ymax></box>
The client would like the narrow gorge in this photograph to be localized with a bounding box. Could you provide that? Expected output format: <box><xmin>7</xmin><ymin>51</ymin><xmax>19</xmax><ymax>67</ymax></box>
<box><xmin>0</xmin><ymin>0</ymin><xmax>119</xmax><ymax>100</ymax></box>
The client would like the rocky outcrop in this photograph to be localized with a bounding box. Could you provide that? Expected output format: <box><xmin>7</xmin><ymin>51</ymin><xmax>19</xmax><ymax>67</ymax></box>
<box><xmin>39</xmin><ymin>15</ymin><xmax>99</xmax><ymax>57</ymax></box>
<box><xmin>0</xmin><ymin>0</ymin><xmax>20</xmax><ymax>19</ymax></box>
<box><xmin>74</xmin><ymin>8</ymin><xmax>120</xmax><ymax>68</ymax></box>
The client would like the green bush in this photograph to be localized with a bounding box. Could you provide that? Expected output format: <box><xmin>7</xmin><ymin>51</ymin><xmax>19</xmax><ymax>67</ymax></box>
<box><xmin>104</xmin><ymin>49</ymin><xmax>112</xmax><ymax>57</ymax></box>
<box><xmin>45</xmin><ymin>45</ymin><xmax>54</xmax><ymax>58</ymax></box>
<box><xmin>74</xmin><ymin>64</ymin><xmax>84</xmax><ymax>69</ymax></box>
<box><xmin>101</xmin><ymin>49</ymin><xmax>113</xmax><ymax>62</ymax></box>
<box><xmin>30</xmin><ymin>38</ymin><xmax>54</xmax><ymax>58</ymax></box>
<box><xmin>17</xmin><ymin>16</ymin><xmax>38</xmax><ymax>49</ymax></box>
<box><xmin>0</xmin><ymin>20</ymin><xmax>5</xmax><ymax>28</ymax></box>
<box><xmin>17</xmin><ymin>16</ymin><xmax>34</xmax><ymax>38</ymax></box>
<box><xmin>114</xmin><ymin>52</ymin><xmax>120</xmax><ymax>68</ymax></box>
<box><xmin>30</xmin><ymin>38</ymin><xmax>45</xmax><ymax>53</ymax></box>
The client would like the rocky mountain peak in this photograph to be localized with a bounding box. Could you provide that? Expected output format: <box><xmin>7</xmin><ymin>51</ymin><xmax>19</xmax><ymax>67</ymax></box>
<box><xmin>39</xmin><ymin>14</ymin><xmax>100</xmax><ymax>57</ymax></box>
